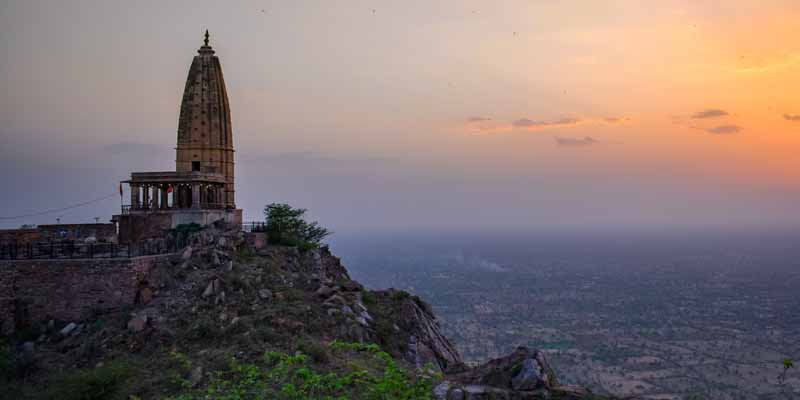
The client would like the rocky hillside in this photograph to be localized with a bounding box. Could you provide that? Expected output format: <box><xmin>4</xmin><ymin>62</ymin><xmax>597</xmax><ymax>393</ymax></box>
<box><xmin>1</xmin><ymin>225</ymin><xmax>609</xmax><ymax>399</ymax></box>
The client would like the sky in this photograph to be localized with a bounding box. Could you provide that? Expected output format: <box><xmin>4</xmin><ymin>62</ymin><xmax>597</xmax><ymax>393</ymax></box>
<box><xmin>1</xmin><ymin>0</ymin><xmax>799</xmax><ymax>233</ymax></box>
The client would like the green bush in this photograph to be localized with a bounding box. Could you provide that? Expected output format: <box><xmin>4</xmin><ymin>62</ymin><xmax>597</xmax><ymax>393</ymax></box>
<box><xmin>0</xmin><ymin>340</ymin><xmax>14</xmax><ymax>380</ymax></box>
<box><xmin>167</xmin><ymin>223</ymin><xmax>204</xmax><ymax>238</ymax></box>
<box><xmin>263</xmin><ymin>203</ymin><xmax>331</xmax><ymax>249</ymax></box>
<box><xmin>297</xmin><ymin>340</ymin><xmax>330</xmax><ymax>364</ymax></box>
<box><xmin>46</xmin><ymin>361</ymin><xmax>133</xmax><ymax>400</ymax></box>
<box><xmin>360</xmin><ymin>290</ymin><xmax>377</xmax><ymax>307</ymax></box>
<box><xmin>166</xmin><ymin>343</ymin><xmax>435</xmax><ymax>400</ymax></box>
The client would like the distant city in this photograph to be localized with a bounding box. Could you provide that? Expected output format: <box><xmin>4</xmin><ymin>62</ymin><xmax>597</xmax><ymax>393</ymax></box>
<box><xmin>335</xmin><ymin>230</ymin><xmax>800</xmax><ymax>400</ymax></box>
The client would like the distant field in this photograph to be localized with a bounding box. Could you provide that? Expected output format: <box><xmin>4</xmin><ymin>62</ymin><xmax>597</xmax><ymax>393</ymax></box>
<box><xmin>334</xmin><ymin>230</ymin><xmax>800</xmax><ymax>400</ymax></box>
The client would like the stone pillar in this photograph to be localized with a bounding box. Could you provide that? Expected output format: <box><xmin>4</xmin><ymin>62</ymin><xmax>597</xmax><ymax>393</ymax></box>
<box><xmin>180</xmin><ymin>185</ymin><xmax>187</xmax><ymax>208</ymax></box>
<box><xmin>160</xmin><ymin>185</ymin><xmax>168</xmax><ymax>209</ymax></box>
<box><xmin>174</xmin><ymin>185</ymin><xmax>182</xmax><ymax>209</ymax></box>
<box><xmin>130</xmin><ymin>184</ymin><xmax>139</xmax><ymax>209</ymax></box>
<box><xmin>142</xmin><ymin>185</ymin><xmax>150</xmax><ymax>209</ymax></box>
<box><xmin>191</xmin><ymin>183</ymin><xmax>200</xmax><ymax>209</ymax></box>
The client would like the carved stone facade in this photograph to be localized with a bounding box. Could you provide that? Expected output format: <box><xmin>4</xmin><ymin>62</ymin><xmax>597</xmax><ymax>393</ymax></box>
<box><xmin>113</xmin><ymin>32</ymin><xmax>241</xmax><ymax>242</ymax></box>
<box><xmin>176</xmin><ymin>34</ymin><xmax>235</xmax><ymax>209</ymax></box>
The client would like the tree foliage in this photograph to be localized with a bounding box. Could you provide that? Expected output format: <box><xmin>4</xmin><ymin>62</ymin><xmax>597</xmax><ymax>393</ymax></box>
<box><xmin>264</xmin><ymin>203</ymin><xmax>331</xmax><ymax>249</ymax></box>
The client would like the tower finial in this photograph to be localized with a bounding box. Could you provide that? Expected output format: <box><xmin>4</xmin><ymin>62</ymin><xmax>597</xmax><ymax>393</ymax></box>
<box><xmin>204</xmin><ymin>30</ymin><xmax>210</xmax><ymax>47</ymax></box>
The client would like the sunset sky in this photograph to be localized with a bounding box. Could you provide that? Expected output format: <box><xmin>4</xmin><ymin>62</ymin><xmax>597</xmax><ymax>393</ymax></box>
<box><xmin>1</xmin><ymin>0</ymin><xmax>799</xmax><ymax>232</ymax></box>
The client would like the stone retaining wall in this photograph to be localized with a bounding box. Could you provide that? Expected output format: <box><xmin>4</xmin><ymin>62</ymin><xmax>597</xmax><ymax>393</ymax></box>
<box><xmin>0</xmin><ymin>254</ymin><xmax>177</xmax><ymax>335</ymax></box>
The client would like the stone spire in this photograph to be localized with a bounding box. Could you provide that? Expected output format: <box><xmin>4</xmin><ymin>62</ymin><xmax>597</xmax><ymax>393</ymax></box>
<box><xmin>175</xmin><ymin>31</ymin><xmax>235</xmax><ymax>209</ymax></box>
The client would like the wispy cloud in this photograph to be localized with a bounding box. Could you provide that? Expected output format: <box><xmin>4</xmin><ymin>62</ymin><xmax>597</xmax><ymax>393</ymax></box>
<box><xmin>512</xmin><ymin>117</ymin><xmax>581</xmax><ymax>128</ymax></box>
<box><xmin>736</xmin><ymin>53</ymin><xmax>800</xmax><ymax>74</ymax></box>
<box><xmin>783</xmin><ymin>114</ymin><xmax>800</xmax><ymax>121</ymax></box>
<box><xmin>554</xmin><ymin>136</ymin><xmax>599</xmax><ymax>147</ymax></box>
<box><xmin>467</xmin><ymin>116</ymin><xmax>627</xmax><ymax>135</ymax></box>
<box><xmin>706</xmin><ymin>125</ymin><xmax>741</xmax><ymax>135</ymax></box>
<box><xmin>692</xmin><ymin>109</ymin><xmax>729</xmax><ymax>119</ymax></box>
<box><xmin>467</xmin><ymin>116</ymin><xmax>492</xmax><ymax>122</ymax></box>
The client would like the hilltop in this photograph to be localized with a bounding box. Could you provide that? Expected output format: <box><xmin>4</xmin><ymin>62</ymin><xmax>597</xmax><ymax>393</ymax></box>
<box><xmin>1</xmin><ymin>224</ymin><xmax>608</xmax><ymax>399</ymax></box>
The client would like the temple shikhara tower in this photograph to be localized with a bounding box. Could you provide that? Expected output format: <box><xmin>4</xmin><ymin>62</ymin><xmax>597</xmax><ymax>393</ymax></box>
<box><xmin>114</xmin><ymin>32</ymin><xmax>242</xmax><ymax>242</ymax></box>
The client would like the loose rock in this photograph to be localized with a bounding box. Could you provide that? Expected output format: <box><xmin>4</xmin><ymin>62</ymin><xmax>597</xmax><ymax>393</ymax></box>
<box><xmin>59</xmin><ymin>322</ymin><xmax>77</xmax><ymax>336</ymax></box>
<box><xmin>127</xmin><ymin>315</ymin><xmax>148</xmax><ymax>332</ymax></box>
<box><xmin>258</xmin><ymin>289</ymin><xmax>273</xmax><ymax>300</ymax></box>
<box><xmin>182</xmin><ymin>246</ymin><xmax>193</xmax><ymax>260</ymax></box>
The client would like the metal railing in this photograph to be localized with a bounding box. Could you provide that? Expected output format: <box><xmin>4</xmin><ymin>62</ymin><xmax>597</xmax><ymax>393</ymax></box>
<box><xmin>0</xmin><ymin>238</ymin><xmax>187</xmax><ymax>260</ymax></box>
<box><xmin>120</xmin><ymin>203</ymin><xmax>227</xmax><ymax>214</ymax></box>
<box><xmin>241</xmin><ymin>221</ymin><xmax>267</xmax><ymax>233</ymax></box>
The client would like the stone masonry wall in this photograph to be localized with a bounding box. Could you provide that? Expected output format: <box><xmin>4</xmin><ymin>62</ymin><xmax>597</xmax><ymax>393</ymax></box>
<box><xmin>0</xmin><ymin>229</ymin><xmax>41</xmax><ymax>244</ymax></box>
<box><xmin>0</xmin><ymin>254</ymin><xmax>176</xmax><ymax>335</ymax></box>
<box><xmin>37</xmin><ymin>223</ymin><xmax>117</xmax><ymax>242</ymax></box>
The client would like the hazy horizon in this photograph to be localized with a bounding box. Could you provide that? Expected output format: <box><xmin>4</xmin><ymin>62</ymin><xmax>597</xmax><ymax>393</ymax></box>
<box><xmin>2</xmin><ymin>1</ymin><xmax>800</xmax><ymax>233</ymax></box>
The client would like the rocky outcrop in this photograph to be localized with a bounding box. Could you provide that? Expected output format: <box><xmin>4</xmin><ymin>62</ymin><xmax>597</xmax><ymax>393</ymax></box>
<box><xmin>436</xmin><ymin>346</ymin><xmax>597</xmax><ymax>399</ymax></box>
<box><xmin>373</xmin><ymin>289</ymin><xmax>463</xmax><ymax>371</ymax></box>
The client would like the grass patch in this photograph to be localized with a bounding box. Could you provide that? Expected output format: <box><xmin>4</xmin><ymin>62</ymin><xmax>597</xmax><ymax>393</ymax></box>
<box><xmin>46</xmin><ymin>360</ymin><xmax>134</xmax><ymax>400</ymax></box>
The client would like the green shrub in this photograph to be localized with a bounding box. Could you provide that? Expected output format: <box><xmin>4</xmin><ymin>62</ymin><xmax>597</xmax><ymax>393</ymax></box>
<box><xmin>263</xmin><ymin>203</ymin><xmax>331</xmax><ymax>249</ymax></box>
<box><xmin>166</xmin><ymin>343</ymin><xmax>435</xmax><ymax>400</ymax></box>
<box><xmin>361</xmin><ymin>290</ymin><xmax>377</xmax><ymax>307</ymax></box>
<box><xmin>167</xmin><ymin>223</ymin><xmax>204</xmax><ymax>238</ymax></box>
<box><xmin>296</xmin><ymin>340</ymin><xmax>330</xmax><ymax>364</ymax></box>
<box><xmin>0</xmin><ymin>340</ymin><xmax>14</xmax><ymax>380</ymax></box>
<box><xmin>46</xmin><ymin>360</ymin><xmax>134</xmax><ymax>400</ymax></box>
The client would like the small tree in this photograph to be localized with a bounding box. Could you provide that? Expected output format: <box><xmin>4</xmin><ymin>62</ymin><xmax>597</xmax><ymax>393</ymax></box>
<box><xmin>263</xmin><ymin>203</ymin><xmax>331</xmax><ymax>249</ymax></box>
<box><xmin>778</xmin><ymin>358</ymin><xmax>794</xmax><ymax>385</ymax></box>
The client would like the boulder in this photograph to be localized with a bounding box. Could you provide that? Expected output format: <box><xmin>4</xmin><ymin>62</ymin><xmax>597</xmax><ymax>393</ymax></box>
<box><xmin>258</xmin><ymin>289</ymin><xmax>273</xmax><ymax>300</ymax></box>
<box><xmin>315</xmin><ymin>285</ymin><xmax>334</xmax><ymax>298</ymax></box>
<box><xmin>322</xmin><ymin>294</ymin><xmax>346</xmax><ymax>307</ymax></box>
<box><xmin>202</xmin><ymin>278</ymin><xmax>222</xmax><ymax>298</ymax></box>
<box><xmin>447</xmin><ymin>388</ymin><xmax>464</xmax><ymax>400</ymax></box>
<box><xmin>441</xmin><ymin>346</ymin><xmax>564</xmax><ymax>398</ymax></box>
<box><xmin>341</xmin><ymin>280</ymin><xmax>363</xmax><ymax>292</ymax></box>
<box><xmin>327</xmin><ymin>308</ymin><xmax>341</xmax><ymax>317</ymax></box>
<box><xmin>139</xmin><ymin>287</ymin><xmax>154</xmax><ymax>304</ymax></box>
<box><xmin>182</xmin><ymin>246</ymin><xmax>193</xmax><ymax>260</ymax></box>
<box><xmin>511</xmin><ymin>358</ymin><xmax>544</xmax><ymax>391</ymax></box>
<box><xmin>433</xmin><ymin>381</ymin><xmax>451</xmax><ymax>399</ymax></box>
<box><xmin>59</xmin><ymin>322</ymin><xmax>77</xmax><ymax>336</ymax></box>
<box><xmin>21</xmin><ymin>342</ymin><xmax>35</xmax><ymax>353</ymax></box>
<box><xmin>215</xmin><ymin>291</ymin><xmax>226</xmax><ymax>305</ymax></box>
<box><xmin>127</xmin><ymin>315</ymin><xmax>148</xmax><ymax>332</ymax></box>
<box><xmin>189</xmin><ymin>366</ymin><xmax>204</xmax><ymax>387</ymax></box>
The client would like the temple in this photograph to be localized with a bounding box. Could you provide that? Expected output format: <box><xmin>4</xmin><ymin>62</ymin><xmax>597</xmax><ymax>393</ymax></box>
<box><xmin>113</xmin><ymin>31</ymin><xmax>242</xmax><ymax>243</ymax></box>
